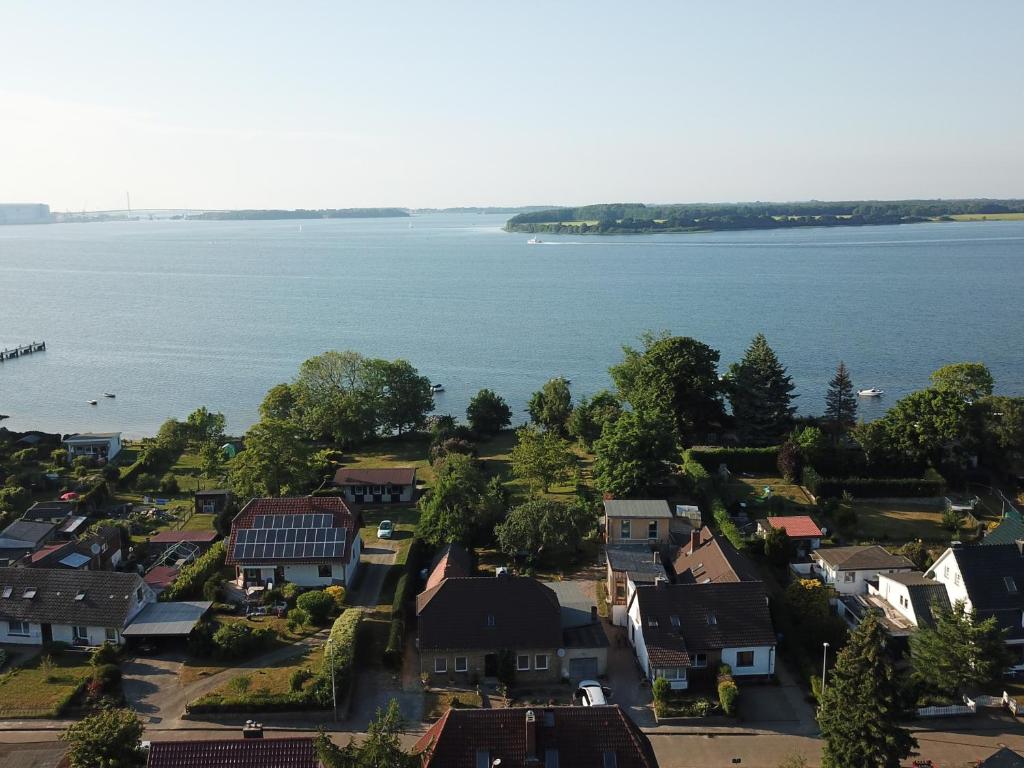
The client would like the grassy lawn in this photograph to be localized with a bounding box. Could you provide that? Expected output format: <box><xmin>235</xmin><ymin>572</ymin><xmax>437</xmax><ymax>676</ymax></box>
<box><xmin>424</xmin><ymin>690</ymin><xmax>481</xmax><ymax>719</ymax></box>
<box><xmin>726</xmin><ymin>475</ymin><xmax>815</xmax><ymax>512</ymax></box>
<box><xmin>196</xmin><ymin>645</ymin><xmax>323</xmax><ymax>701</ymax></box>
<box><xmin>338</xmin><ymin>435</ymin><xmax>434</xmax><ymax>485</ymax></box>
<box><xmin>0</xmin><ymin>651</ymin><xmax>93</xmax><ymax>718</ymax></box>
<box><xmin>475</xmin><ymin>430</ymin><xmax>595</xmax><ymax>504</ymax></box>
<box><xmin>181</xmin><ymin>512</ymin><xmax>216</xmax><ymax>531</ymax></box>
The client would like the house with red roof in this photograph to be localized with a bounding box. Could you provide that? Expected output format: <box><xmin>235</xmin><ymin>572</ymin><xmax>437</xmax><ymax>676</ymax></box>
<box><xmin>225</xmin><ymin>497</ymin><xmax>362</xmax><ymax>589</ymax></box>
<box><xmin>756</xmin><ymin>515</ymin><xmax>824</xmax><ymax>557</ymax></box>
<box><xmin>148</xmin><ymin>529</ymin><xmax>218</xmax><ymax>558</ymax></box>
<box><xmin>332</xmin><ymin>466</ymin><xmax>417</xmax><ymax>504</ymax></box>
<box><xmin>146</xmin><ymin>733</ymin><xmax>318</xmax><ymax>768</ymax></box>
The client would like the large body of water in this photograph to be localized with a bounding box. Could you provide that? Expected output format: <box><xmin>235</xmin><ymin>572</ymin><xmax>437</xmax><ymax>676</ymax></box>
<box><xmin>1</xmin><ymin>214</ymin><xmax>1023</xmax><ymax>438</ymax></box>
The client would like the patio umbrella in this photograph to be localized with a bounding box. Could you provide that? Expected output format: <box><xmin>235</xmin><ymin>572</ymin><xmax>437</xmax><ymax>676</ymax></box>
<box><xmin>60</xmin><ymin>491</ymin><xmax>79</xmax><ymax>500</ymax></box>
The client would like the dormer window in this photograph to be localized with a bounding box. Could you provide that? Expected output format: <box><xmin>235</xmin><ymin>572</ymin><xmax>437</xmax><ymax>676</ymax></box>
<box><xmin>647</xmin><ymin>617</ymin><xmax>658</xmax><ymax>627</ymax></box>
<box><xmin>1006</xmin><ymin>577</ymin><xmax>1019</xmax><ymax>594</ymax></box>
<box><xmin>670</xmin><ymin>615</ymin><xmax>681</xmax><ymax>628</ymax></box>
<box><xmin>486</xmin><ymin>614</ymin><xmax>495</xmax><ymax>627</ymax></box>
<box><xmin>707</xmin><ymin>611</ymin><xmax>717</xmax><ymax>625</ymax></box>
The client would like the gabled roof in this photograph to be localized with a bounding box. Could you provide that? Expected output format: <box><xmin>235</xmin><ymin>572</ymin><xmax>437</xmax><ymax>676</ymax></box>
<box><xmin>983</xmin><ymin>507</ymin><xmax>1024</xmax><ymax>546</ymax></box>
<box><xmin>634</xmin><ymin>581</ymin><xmax>775</xmax><ymax>668</ymax></box>
<box><xmin>879</xmin><ymin>571</ymin><xmax>952</xmax><ymax>629</ymax></box>
<box><xmin>146</xmin><ymin>737</ymin><xmax>318</xmax><ymax>768</ymax></box>
<box><xmin>0</xmin><ymin>519</ymin><xmax>55</xmax><ymax>547</ymax></box>
<box><xmin>948</xmin><ymin>544</ymin><xmax>1024</xmax><ymax>636</ymax></box>
<box><xmin>603</xmin><ymin>500</ymin><xmax>672</xmax><ymax>519</ymax></box>
<box><xmin>150</xmin><ymin>530</ymin><xmax>218</xmax><ymax>544</ymax></box>
<box><xmin>425</xmin><ymin>542</ymin><xmax>471</xmax><ymax>590</ymax></box>
<box><xmin>225</xmin><ymin>496</ymin><xmax>359</xmax><ymax>567</ymax></box>
<box><xmin>63</xmin><ymin>432</ymin><xmax>120</xmax><ymax>442</ymax></box>
<box><xmin>978</xmin><ymin>747</ymin><xmax>1024</xmax><ymax>768</ymax></box>
<box><xmin>333</xmin><ymin>466</ymin><xmax>417</xmax><ymax>486</ymax></box>
<box><xmin>23</xmin><ymin>500</ymin><xmax>76</xmax><ymax>521</ymax></box>
<box><xmin>672</xmin><ymin>527</ymin><xmax>759</xmax><ymax>584</ymax></box>
<box><xmin>763</xmin><ymin>515</ymin><xmax>823</xmax><ymax>538</ymax></box>
<box><xmin>416</xmin><ymin>575</ymin><xmax>562</xmax><ymax>651</ymax></box>
<box><xmin>813</xmin><ymin>545</ymin><xmax>914</xmax><ymax>571</ymax></box>
<box><xmin>0</xmin><ymin>567</ymin><xmax>146</xmax><ymax>627</ymax></box>
<box><xmin>415</xmin><ymin>705</ymin><xmax>660</xmax><ymax>768</ymax></box>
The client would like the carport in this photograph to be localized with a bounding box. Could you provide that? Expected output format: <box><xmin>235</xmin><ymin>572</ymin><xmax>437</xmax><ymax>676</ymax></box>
<box><xmin>122</xmin><ymin>600</ymin><xmax>212</xmax><ymax>639</ymax></box>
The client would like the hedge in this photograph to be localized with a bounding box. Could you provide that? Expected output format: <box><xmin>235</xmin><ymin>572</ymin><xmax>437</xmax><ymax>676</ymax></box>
<box><xmin>804</xmin><ymin>473</ymin><xmax>944</xmax><ymax>499</ymax></box>
<box><xmin>187</xmin><ymin>690</ymin><xmax>322</xmax><ymax>714</ymax></box>
<box><xmin>160</xmin><ymin>540</ymin><xmax>226</xmax><ymax>601</ymax></box>
<box><xmin>315</xmin><ymin>609</ymin><xmax>362</xmax><ymax>705</ymax></box>
<box><xmin>711</xmin><ymin>497</ymin><xmax>745</xmax><ymax>550</ymax></box>
<box><xmin>681</xmin><ymin>453</ymin><xmax>714</xmax><ymax>498</ymax></box>
<box><xmin>686</xmin><ymin>446</ymin><xmax>780</xmax><ymax>474</ymax></box>
<box><xmin>383</xmin><ymin>537</ymin><xmax>426</xmax><ymax>668</ymax></box>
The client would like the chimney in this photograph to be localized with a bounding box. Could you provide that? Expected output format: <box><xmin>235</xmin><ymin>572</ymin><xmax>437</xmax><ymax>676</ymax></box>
<box><xmin>525</xmin><ymin>710</ymin><xmax>538</xmax><ymax>763</ymax></box>
<box><xmin>689</xmin><ymin>528</ymin><xmax>701</xmax><ymax>553</ymax></box>
<box><xmin>242</xmin><ymin>720</ymin><xmax>263</xmax><ymax>739</ymax></box>
<box><xmin>654</xmin><ymin>576</ymin><xmax>668</xmax><ymax>589</ymax></box>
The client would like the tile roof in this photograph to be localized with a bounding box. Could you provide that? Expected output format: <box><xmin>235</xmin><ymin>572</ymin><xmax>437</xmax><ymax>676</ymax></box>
<box><xmin>416</xmin><ymin>575</ymin><xmax>562</xmax><ymax>651</ymax></box>
<box><xmin>63</xmin><ymin>432</ymin><xmax>121</xmax><ymax>441</ymax></box>
<box><xmin>23</xmin><ymin>501</ymin><xmax>76</xmax><ymax>521</ymax></box>
<box><xmin>672</xmin><ymin>527</ymin><xmax>759</xmax><ymax>584</ymax></box>
<box><xmin>146</xmin><ymin>737</ymin><xmax>318</xmax><ymax>768</ymax></box>
<box><xmin>150</xmin><ymin>530</ymin><xmax>219</xmax><ymax>544</ymax></box>
<box><xmin>0</xmin><ymin>519</ymin><xmax>56</xmax><ymax>547</ymax></box>
<box><xmin>225</xmin><ymin>496</ymin><xmax>359</xmax><ymax>567</ymax></box>
<box><xmin>415</xmin><ymin>705</ymin><xmax>659</xmax><ymax>768</ymax></box>
<box><xmin>425</xmin><ymin>542</ymin><xmax>471</xmax><ymax>590</ymax></box>
<box><xmin>634</xmin><ymin>581</ymin><xmax>775</xmax><ymax>668</ymax></box>
<box><xmin>978</xmin><ymin>747</ymin><xmax>1024</xmax><ymax>768</ymax></box>
<box><xmin>603</xmin><ymin>500</ymin><xmax>672</xmax><ymax>519</ymax></box>
<box><xmin>983</xmin><ymin>508</ymin><xmax>1024</xmax><ymax>546</ymax></box>
<box><xmin>764</xmin><ymin>515</ymin><xmax>823</xmax><ymax>538</ymax></box>
<box><xmin>949</xmin><ymin>543</ymin><xmax>1024</xmax><ymax>639</ymax></box>
<box><xmin>0</xmin><ymin>566</ymin><xmax>147</xmax><ymax>627</ymax></box>
<box><xmin>144</xmin><ymin>566</ymin><xmax>180</xmax><ymax>591</ymax></box>
<box><xmin>813</xmin><ymin>545</ymin><xmax>914</xmax><ymax>571</ymax></box>
<box><xmin>333</xmin><ymin>466</ymin><xmax>417</xmax><ymax>486</ymax></box>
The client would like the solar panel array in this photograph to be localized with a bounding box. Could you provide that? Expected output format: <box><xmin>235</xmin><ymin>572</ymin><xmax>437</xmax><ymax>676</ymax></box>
<box><xmin>232</xmin><ymin>524</ymin><xmax>347</xmax><ymax>561</ymax></box>
<box><xmin>252</xmin><ymin>514</ymin><xmax>333</xmax><ymax>529</ymax></box>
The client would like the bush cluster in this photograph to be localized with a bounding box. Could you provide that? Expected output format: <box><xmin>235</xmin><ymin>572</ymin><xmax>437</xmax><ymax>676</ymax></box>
<box><xmin>211</xmin><ymin>622</ymin><xmax>276</xmax><ymax>659</ymax></box>
<box><xmin>160</xmin><ymin>541</ymin><xmax>226</xmax><ymax>601</ymax></box>
<box><xmin>314</xmin><ymin>609</ymin><xmax>362</xmax><ymax>705</ymax></box>
<box><xmin>717</xmin><ymin>674</ymin><xmax>739</xmax><ymax>716</ymax></box>
<box><xmin>687</xmin><ymin>446</ymin><xmax>780</xmax><ymax>474</ymax></box>
<box><xmin>804</xmin><ymin>472</ymin><xmax>944</xmax><ymax>499</ymax></box>
<box><xmin>296</xmin><ymin>590</ymin><xmax>336</xmax><ymax>625</ymax></box>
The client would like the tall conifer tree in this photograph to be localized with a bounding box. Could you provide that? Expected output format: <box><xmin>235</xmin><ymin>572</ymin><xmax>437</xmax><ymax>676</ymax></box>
<box><xmin>727</xmin><ymin>333</ymin><xmax>796</xmax><ymax>446</ymax></box>
<box><xmin>824</xmin><ymin>361</ymin><xmax>858</xmax><ymax>437</ymax></box>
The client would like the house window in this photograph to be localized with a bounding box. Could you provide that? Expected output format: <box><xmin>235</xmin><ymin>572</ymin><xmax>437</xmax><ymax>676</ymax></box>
<box><xmin>517</xmin><ymin>655</ymin><xmax>531</xmax><ymax>671</ymax></box>
<box><xmin>648</xmin><ymin>521</ymin><xmax>658</xmax><ymax>539</ymax></box>
<box><xmin>535</xmin><ymin>654</ymin><xmax>549</xmax><ymax>670</ymax></box>
<box><xmin>843</xmin><ymin>571</ymin><xmax>856</xmax><ymax>583</ymax></box>
<box><xmin>735</xmin><ymin>651</ymin><xmax>755</xmax><ymax>668</ymax></box>
<box><xmin>434</xmin><ymin>657</ymin><xmax>447</xmax><ymax>674</ymax></box>
<box><xmin>318</xmin><ymin>564</ymin><xmax>332</xmax><ymax>578</ymax></box>
<box><xmin>7</xmin><ymin>620</ymin><xmax>29</xmax><ymax>637</ymax></box>
<box><xmin>455</xmin><ymin>657</ymin><xmax>468</xmax><ymax>672</ymax></box>
<box><xmin>203</xmin><ymin>500</ymin><xmax>216</xmax><ymax>514</ymax></box>
<box><xmin>105</xmin><ymin>627</ymin><xmax>117</xmax><ymax>642</ymax></box>
<box><xmin>372</xmin><ymin>485</ymin><xmax>382</xmax><ymax>495</ymax></box>
<box><xmin>944</xmin><ymin>565</ymin><xmax>950</xmax><ymax>578</ymax></box>
<box><xmin>954</xmin><ymin>573</ymin><xmax>961</xmax><ymax>586</ymax></box>
<box><xmin>487</xmin><ymin>614</ymin><xmax>496</xmax><ymax>627</ymax></box>
<box><xmin>658</xmin><ymin>667</ymin><xmax>685</xmax><ymax>680</ymax></box>
<box><xmin>615</xmin><ymin>583</ymin><xmax>626</xmax><ymax>600</ymax></box>
<box><xmin>693</xmin><ymin>653</ymin><xmax>708</xmax><ymax>668</ymax></box>
<box><xmin>73</xmin><ymin>626</ymin><xmax>89</xmax><ymax>643</ymax></box>
<box><xmin>136</xmin><ymin>588</ymin><xmax>144</xmax><ymax>602</ymax></box>
<box><xmin>620</xmin><ymin>520</ymin><xmax>631</xmax><ymax>539</ymax></box>
<box><xmin>670</xmin><ymin>615</ymin><xmax>681</xmax><ymax>628</ymax></box>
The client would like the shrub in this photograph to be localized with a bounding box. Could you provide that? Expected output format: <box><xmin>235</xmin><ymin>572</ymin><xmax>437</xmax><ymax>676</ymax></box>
<box><xmin>296</xmin><ymin>590</ymin><xmax>335</xmax><ymax>625</ymax></box>
<box><xmin>681</xmin><ymin>454</ymin><xmax>713</xmax><ymax>498</ymax></box>
<box><xmin>808</xmin><ymin>475</ymin><xmax>943</xmax><ymax>499</ymax></box>
<box><xmin>718</xmin><ymin>679</ymin><xmax>739</xmax><ymax>716</ymax></box>
<box><xmin>687</xmin><ymin>446</ymin><xmax>780</xmax><ymax>474</ymax></box>
<box><xmin>158</xmin><ymin>473</ymin><xmax>180</xmax><ymax>495</ymax></box>
<box><xmin>281</xmin><ymin>582</ymin><xmax>301</xmax><ymax>606</ymax></box>
<box><xmin>777</xmin><ymin>440</ymin><xmax>802</xmax><ymax>483</ymax></box>
<box><xmin>212</xmin><ymin>623</ymin><xmax>274</xmax><ymax>659</ymax></box>
<box><xmin>652</xmin><ymin>677</ymin><xmax>671</xmax><ymax>704</ymax></box>
<box><xmin>315</xmin><ymin>610</ymin><xmax>362</xmax><ymax>705</ymax></box>
<box><xmin>136</xmin><ymin>472</ymin><xmax>158</xmax><ymax>491</ymax></box>
<box><xmin>202</xmin><ymin>576</ymin><xmax>223</xmax><ymax>602</ymax></box>
<box><xmin>90</xmin><ymin>642</ymin><xmax>120</xmax><ymax>667</ymax></box>
<box><xmin>289</xmin><ymin>667</ymin><xmax>312</xmax><ymax>692</ymax></box>
<box><xmin>325</xmin><ymin>585</ymin><xmax>346</xmax><ymax>609</ymax></box>
<box><xmin>287</xmin><ymin>607</ymin><xmax>310</xmax><ymax>632</ymax></box>
<box><xmin>711</xmin><ymin>497</ymin><xmax>744</xmax><ymax>550</ymax></box>
<box><xmin>39</xmin><ymin>654</ymin><xmax>57</xmax><ymax>682</ymax></box>
<box><xmin>227</xmin><ymin>675</ymin><xmax>251</xmax><ymax>695</ymax></box>
<box><xmin>161</xmin><ymin>541</ymin><xmax>226</xmax><ymax>601</ymax></box>
<box><xmin>92</xmin><ymin>663</ymin><xmax>122</xmax><ymax>693</ymax></box>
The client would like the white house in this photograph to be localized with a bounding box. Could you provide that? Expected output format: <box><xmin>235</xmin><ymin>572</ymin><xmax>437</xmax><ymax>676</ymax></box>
<box><xmin>62</xmin><ymin>432</ymin><xmax>122</xmax><ymax>464</ymax></box>
<box><xmin>837</xmin><ymin>571</ymin><xmax>951</xmax><ymax>637</ymax></box>
<box><xmin>333</xmin><ymin>467</ymin><xmax>416</xmax><ymax>504</ymax></box>
<box><xmin>810</xmin><ymin>545</ymin><xmax>915</xmax><ymax>595</ymax></box>
<box><xmin>0</xmin><ymin>567</ymin><xmax>154</xmax><ymax>646</ymax></box>
<box><xmin>226</xmin><ymin>497</ymin><xmax>362</xmax><ymax>589</ymax></box>
<box><xmin>627</xmin><ymin>580</ymin><xmax>776</xmax><ymax>690</ymax></box>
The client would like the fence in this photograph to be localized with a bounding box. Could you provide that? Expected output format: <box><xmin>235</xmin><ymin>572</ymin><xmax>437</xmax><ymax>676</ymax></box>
<box><xmin>916</xmin><ymin>696</ymin><xmax>977</xmax><ymax>718</ymax></box>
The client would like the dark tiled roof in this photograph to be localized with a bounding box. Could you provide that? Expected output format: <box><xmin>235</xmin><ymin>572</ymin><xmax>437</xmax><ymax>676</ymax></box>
<box><xmin>563</xmin><ymin>622</ymin><xmax>609</xmax><ymax>649</ymax></box>
<box><xmin>906</xmin><ymin>583</ymin><xmax>951</xmax><ymax>629</ymax></box>
<box><xmin>0</xmin><ymin>519</ymin><xmax>56</xmax><ymax>547</ymax></box>
<box><xmin>150</xmin><ymin>530</ymin><xmax>218</xmax><ymax>544</ymax></box>
<box><xmin>813</xmin><ymin>545</ymin><xmax>914</xmax><ymax>571</ymax></box>
<box><xmin>606</xmin><ymin>545</ymin><xmax>667</xmax><ymax>583</ymax></box>
<box><xmin>0</xmin><ymin>566</ymin><xmax>147</xmax><ymax>627</ymax></box>
<box><xmin>415</xmin><ymin>705</ymin><xmax>659</xmax><ymax>768</ymax></box>
<box><xmin>603</xmin><ymin>500</ymin><xmax>672</xmax><ymax>519</ymax></box>
<box><xmin>672</xmin><ymin>527</ymin><xmax>759</xmax><ymax>584</ymax></box>
<box><xmin>978</xmin><ymin>747</ymin><xmax>1024</xmax><ymax>767</ymax></box>
<box><xmin>23</xmin><ymin>501</ymin><xmax>76</xmax><ymax>521</ymax></box>
<box><xmin>416</xmin><ymin>576</ymin><xmax>562</xmax><ymax>651</ymax></box>
<box><xmin>225</xmin><ymin>496</ymin><xmax>359</xmax><ymax>567</ymax></box>
<box><xmin>983</xmin><ymin>509</ymin><xmax>1024</xmax><ymax>546</ymax></box>
<box><xmin>333</xmin><ymin>466</ymin><xmax>417</xmax><ymax>486</ymax></box>
<box><xmin>950</xmin><ymin>543</ymin><xmax>1024</xmax><ymax>639</ymax></box>
<box><xmin>635</xmin><ymin>582</ymin><xmax>775</xmax><ymax>668</ymax></box>
<box><xmin>425</xmin><ymin>543</ymin><xmax>471</xmax><ymax>590</ymax></box>
<box><xmin>146</xmin><ymin>737</ymin><xmax>318</xmax><ymax>768</ymax></box>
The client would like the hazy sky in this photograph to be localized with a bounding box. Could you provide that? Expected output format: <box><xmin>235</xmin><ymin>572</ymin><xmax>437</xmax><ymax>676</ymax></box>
<box><xmin>2</xmin><ymin>1</ymin><xmax>1022</xmax><ymax>210</ymax></box>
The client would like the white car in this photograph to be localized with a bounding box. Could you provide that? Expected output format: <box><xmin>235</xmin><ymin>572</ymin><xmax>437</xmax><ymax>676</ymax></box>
<box><xmin>576</xmin><ymin>680</ymin><xmax>610</xmax><ymax>706</ymax></box>
<box><xmin>377</xmin><ymin>520</ymin><xmax>394</xmax><ymax>539</ymax></box>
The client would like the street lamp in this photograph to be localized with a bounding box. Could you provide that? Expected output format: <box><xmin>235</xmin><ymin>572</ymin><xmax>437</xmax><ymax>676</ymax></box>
<box><xmin>821</xmin><ymin>642</ymin><xmax>830</xmax><ymax>701</ymax></box>
<box><xmin>327</xmin><ymin>638</ymin><xmax>337</xmax><ymax>721</ymax></box>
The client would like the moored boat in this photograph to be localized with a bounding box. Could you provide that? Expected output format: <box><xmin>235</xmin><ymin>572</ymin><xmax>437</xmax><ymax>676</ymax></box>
<box><xmin>857</xmin><ymin>388</ymin><xmax>884</xmax><ymax>397</ymax></box>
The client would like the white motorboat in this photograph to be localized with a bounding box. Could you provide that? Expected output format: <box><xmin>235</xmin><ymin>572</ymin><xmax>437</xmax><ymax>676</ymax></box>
<box><xmin>527</xmin><ymin>237</ymin><xmax>543</xmax><ymax>245</ymax></box>
<box><xmin>103</xmin><ymin>392</ymin><xmax>116</xmax><ymax>398</ymax></box>
<box><xmin>857</xmin><ymin>388</ymin><xmax>884</xmax><ymax>397</ymax></box>
<box><xmin>87</xmin><ymin>399</ymin><xmax>98</xmax><ymax>405</ymax></box>
<box><xmin>431</xmin><ymin>383</ymin><xmax>445</xmax><ymax>393</ymax></box>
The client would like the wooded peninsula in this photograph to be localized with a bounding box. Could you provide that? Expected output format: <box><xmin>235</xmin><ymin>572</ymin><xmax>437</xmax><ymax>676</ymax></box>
<box><xmin>505</xmin><ymin>199</ymin><xmax>1024</xmax><ymax>234</ymax></box>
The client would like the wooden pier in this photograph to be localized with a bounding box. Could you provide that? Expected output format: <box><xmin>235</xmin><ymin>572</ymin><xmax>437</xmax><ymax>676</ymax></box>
<box><xmin>0</xmin><ymin>341</ymin><xmax>46</xmax><ymax>361</ymax></box>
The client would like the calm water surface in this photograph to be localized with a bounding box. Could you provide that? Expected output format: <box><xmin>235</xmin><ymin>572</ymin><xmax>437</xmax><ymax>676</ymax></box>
<box><xmin>1</xmin><ymin>214</ymin><xmax>1022</xmax><ymax>437</ymax></box>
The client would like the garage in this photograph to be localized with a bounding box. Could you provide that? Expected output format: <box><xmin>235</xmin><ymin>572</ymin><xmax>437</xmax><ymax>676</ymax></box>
<box><xmin>569</xmin><ymin>657</ymin><xmax>599</xmax><ymax>681</ymax></box>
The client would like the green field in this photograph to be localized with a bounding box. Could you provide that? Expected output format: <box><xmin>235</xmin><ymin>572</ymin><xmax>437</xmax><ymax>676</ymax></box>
<box><xmin>0</xmin><ymin>651</ymin><xmax>93</xmax><ymax>718</ymax></box>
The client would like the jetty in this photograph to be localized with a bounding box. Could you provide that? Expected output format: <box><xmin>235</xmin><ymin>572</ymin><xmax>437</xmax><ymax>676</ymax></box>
<box><xmin>0</xmin><ymin>341</ymin><xmax>46</xmax><ymax>361</ymax></box>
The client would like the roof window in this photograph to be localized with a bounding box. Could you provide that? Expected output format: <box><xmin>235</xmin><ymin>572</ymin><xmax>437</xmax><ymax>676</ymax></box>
<box><xmin>603</xmin><ymin>752</ymin><xmax>618</xmax><ymax>768</ymax></box>
<box><xmin>75</xmin><ymin>591</ymin><xmax>86</xmax><ymax>601</ymax></box>
<box><xmin>707</xmin><ymin>611</ymin><xmax>717</xmax><ymax>625</ymax></box>
<box><xmin>23</xmin><ymin>588</ymin><xmax>37</xmax><ymax>599</ymax></box>
<box><xmin>1</xmin><ymin>586</ymin><xmax>11</xmax><ymax>598</ymax></box>
<box><xmin>670</xmin><ymin>615</ymin><xmax>681</xmax><ymax>628</ymax></box>
<box><xmin>1006</xmin><ymin>576</ymin><xmax>1019</xmax><ymax>594</ymax></box>
<box><xmin>486</xmin><ymin>614</ymin><xmax>496</xmax><ymax>627</ymax></box>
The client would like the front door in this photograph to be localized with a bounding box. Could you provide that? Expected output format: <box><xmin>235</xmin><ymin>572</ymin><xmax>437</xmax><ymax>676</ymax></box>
<box><xmin>41</xmin><ymin>623</ymin><xmax>53</xmax><ymax>643</ymax></box>
<box><xmin>484</xmin><ymin>653</ymin><xmax>498</xmax><ymax>678</ymax></box>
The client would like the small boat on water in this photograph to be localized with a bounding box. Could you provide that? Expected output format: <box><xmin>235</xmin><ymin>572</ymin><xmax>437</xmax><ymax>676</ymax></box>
<box><xmin>87</xmin><ymin>399</ymin><xmax>98</xmax><ymax>405</ymax></box>
<box><xmin>858</xmin><ymin>388</ymin><xmax>884</xmax><ymax>397</ymax></box>
<box><xmin>0</xmin><ymin>414</ymin><xmax>8</xmax><ymax>421</ymax></box>
<box><xmin>431</xmin><ymin>383</ymin><xmax>445</xmax><ymax>393</ymax></box>
<box><xmin>527</xmin><ymin>237</ymin><xmax>543</xmax><ymax>245</ymax></box>
<box><xmin>103</xmin><ymin>392</ymin><xmax>116</xmax><ymax>398</ymax></box>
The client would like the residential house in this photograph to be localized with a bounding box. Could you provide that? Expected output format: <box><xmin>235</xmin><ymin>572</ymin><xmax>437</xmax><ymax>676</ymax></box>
<box><xmin>837</xmin><ymin>571</ymin><xmax>951</xmax><ymax>640</ymax></box>
<box><xmin>544</xmin><ymin>579</ymin><xmax>610</xmax><ymax>680</ymax></box>
<box><xmin>983</xmin><ymin>506</ymin><xmax>1024</xmax><ymax>546</ymax></box>
<box><xmin>62</xmin><ymin>432</ymin><xmax>122</xmax><ymax>463</ymax></box>
<box><xmin>425</xmin><ymin>542</ymin><xmax>472</xmax><ymax>590</ymax></box>
<box><xmin>146</xmin><ymin>729</ymin><xmax>317</xmax><ymax>768</ymax></box>
<box><xmin>604</xmin><ymin>500</ymin><xmax>675</xmax><ymax>546</ymax></box>
<box><xmin>976</xmin><ymin>747</ymin><xmax>1024</xmax><ymax>767</ymax></box>
<box><xmin>809</xmin><ymin>545</ymin><xmax>915</xmax><ymax>595</ymax></box>
<box><xmin>756</xmin><ymin>515</ymin><xmax>823</xmax><ymax>557</ymax></box>
<box><xmin>333</xmin><ymin>466</ymin><xmax>417</xmax><ymax>503</ymax></box>
<box><xmin>627</xmin><ymin>581</ymin><xmax>776</xmax><ymax>690</ymax></box>
<box><xmin>0</xmin><ymin>567</ymin><xmax>154</xmax><ymax>646</ymax></box>
<box><xmin>926</xmin><ymin>542</ymin><xmax>1024</xmax><ymax>669</ymax></box>
<box><xmin>605</xmin><ymin>544</ymin><xmax>668</xmax><ymax>627</ymax></box>
<box><xmin>0</xmin><ymin>519</ymin><xmax>58</xmax><ymax>564</ymax></box>
<box><xmin>22</xmin><ymin>500</ymin><xmax>77</xmax><ymax>525</ymax></box>
<box><xmin>225</xmin><ymin>496</ymin><xmax>362</xmax><ymax>589</ymax></box>
<box><xmin>416</xmin><ymin>573</ymin><xmax>564</xmax><ymax>684</ymax></box>
<box><xmin>672</xmin><ymin>526</ymin><xmax>760</xmax><ymax>585</ymax></box>
<box><xmin>148</xmin><ymin>530</ymin><xmax>218</xmax><ymax>559</ymax></box>
<box><xmin>26</xmin><ymin>525</ymin><xmax>125</xmax><ymax>571</ymax></box>
<box><xmin>415</xmin><ymin>705</ymin><xmax>660</xmax><ymax>768</ymax></box>
<box><xmin>194</xmin><ymin>488</ymin><xmax>232</xmax><ymax>517</ymax></box>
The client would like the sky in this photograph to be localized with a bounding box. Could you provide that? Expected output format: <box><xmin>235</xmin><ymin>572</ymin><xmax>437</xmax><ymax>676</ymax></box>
<box><xmin>1</xmin><ymin>1</ymin><xmax>1022</xmax><ymax>211</ymax></box>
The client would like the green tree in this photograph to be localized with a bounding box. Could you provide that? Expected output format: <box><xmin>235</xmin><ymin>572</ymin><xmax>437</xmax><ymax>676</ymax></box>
<box><xmin>610</xmin><ymin>332</ymin><xmax>724</xmax><ymax>444</ymax></box>
<box><xmin>228</xmin><ymin>419</ymin><xmax>320</xmax><ymax>497</ymax></box>
<box><xmin>593</xmin><ymin>410</ymin><xmax>676</xmax><ymax>497</ymax></box>
<box><xmin>818</xmin><ymin>613</ymin><xmax>916</xmax><ymax>768</ymax></box>
<box><xmin>154</xmin><ymin>417</ymin><xmax>189</xmax><ymax>455</ymax></box>
<box><xmin>855</xmin><ymin>388</ymin><xmax>971</xmax><ymax>468</ymax></box>
<box><xmin>763</xmin><ymin>525</ymin><xmax>794</xmax><ymax>566</ymax></box>
<box><xmin>930</xmin><ymin>362</ymin><xmax>994</xmax><ymax>402</ymax></box>
<box><xmin>726</xmin><ymin>333</ymin><xmax>796</xmax><ymax>446</ymax></box>
<box><xmin>567</xmin><ymin>390</ymin><xmax>622</xmax><ymax>449</ymax></box>
<box><xmin>417</xmin><ymin>454</ymin><xmax>504</xmax><ymax>547</ymax></box>
<box><xmin>292</xmin><ymin>350</ymin><xmax>376</xmax><ymax>445</ymax></box>
<box><xmin>315</xmin><ymin>698</ymin><xmax>418</xmax><ymax>768</ymax></box>
<box><xmin>466</xmin><ymin>388</ymin><xmax>512</xmax><ymax>437</ymax></box>
<box><xmin>527</xmin><ymin>377</ymin><xmax>573</xmax><ymax>434</ymax></box>
<box><xmin>495</xmin><ymin>498</ymin><xmax>595</xmax><ymax>563</ymax></box>
<box><xmin>824</xmin><ymin>362</ymin><xmax>858</xmax><ymax>438</ymax></box>
<box><xmin>366</xmin><ymin>358</ymin><xmax>433</xmax><ymax>436</ymax></box>
<box><xmin>510</xmin><ymin>426</ymin><xmax>576</xmax><ymax>493</ymax></box>
<box><xmin>60</xmin><ymin>707</ymin><xmax>144</xmax><ymax>768</ymax></box>
<box><xmin>186</xmin><ymin>406</ymin><xmax>226</xmax><ymax>445</ymax></box>
<box><xmin>910</xmin><ymin>600</ymin><xmax>1011</xmax><ymax>697</ymax></box>
<box><xmin>260</xmin><ymin>382</ymin><xmax>298</xmax><ymax>421</ymax></box>
<box><xmin>199</xmin><ymin>441</ymin><xmax>225</xmax><ymax>478</ymax></box>
<box><xmin>296</xmin><ymin>590</ymin><xmax>336</xmax><ymax>625</ymax></box>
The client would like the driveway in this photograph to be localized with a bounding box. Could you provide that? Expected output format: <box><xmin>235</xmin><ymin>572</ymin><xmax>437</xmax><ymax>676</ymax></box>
<box><xmin>603</xmin><ymin>617</ymin><xmax>655</xmax><ymax>727</ymax></box>
<box><xmin>348</xmin><ymin>540</ymin><xmax>398</xmax><ymax>607</ymax></box>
